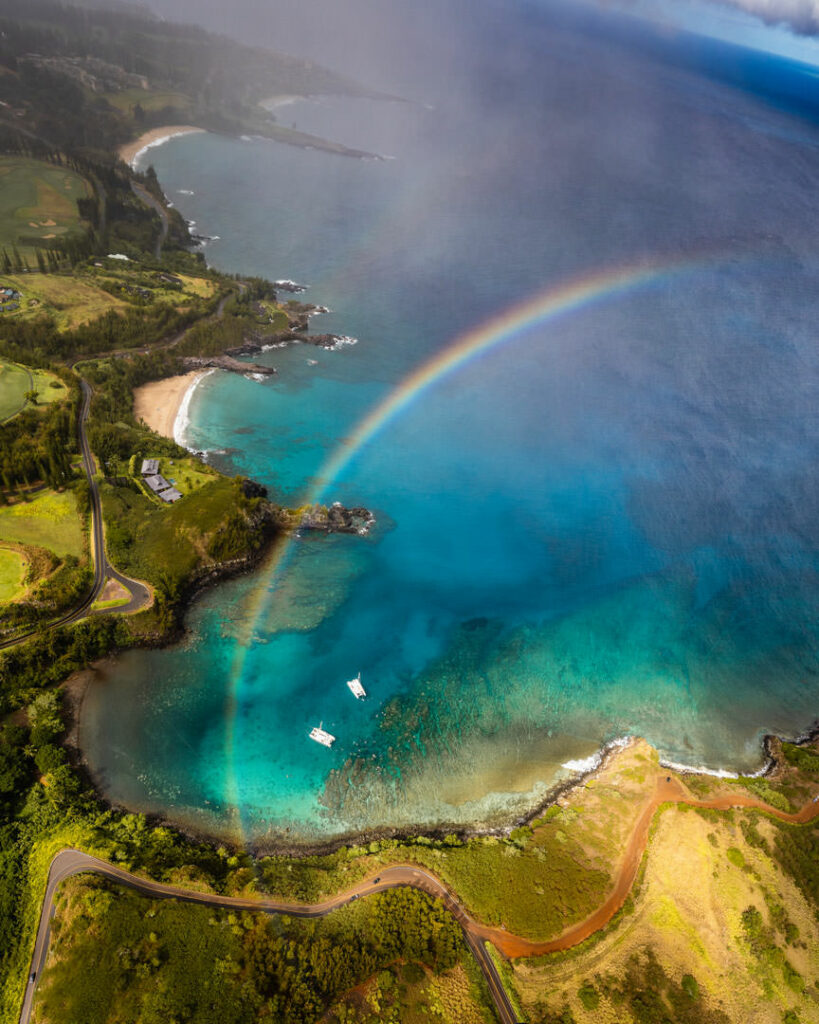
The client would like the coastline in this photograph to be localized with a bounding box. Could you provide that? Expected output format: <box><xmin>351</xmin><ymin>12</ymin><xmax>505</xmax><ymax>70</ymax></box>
<box><xmin>118</xmin><ymin>126</ymin><xmax>206</xmax><ymax>170</ymax></box>
<box><xmin>65</xmin><ymin>723</ymin><xmax>819</xmax><ymax>860</ymax></box>
<box><xmin>133</xmin><ymin>370</ymin><xmax>207</xmax><ymax>442</ymax></box>
<box><xmin>112</xmin><ymin>123</ymin><xmax>819</xmax><ymax>859</ymax></box>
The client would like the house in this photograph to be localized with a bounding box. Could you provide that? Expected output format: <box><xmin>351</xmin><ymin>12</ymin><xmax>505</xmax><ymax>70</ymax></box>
<box><xmin>144</xmin><ymin>473</ymin><xmax>171</xmax><ymax>493</ymax></box>
<box><xmin>141</xmin><ymin>458</ymin><xmax>159</xmax><ymax>476</ymax></box>
<box><xmin>158</xmin><ymin>487</ymin><xmax>182</xmax><ymax>503</ymax></box>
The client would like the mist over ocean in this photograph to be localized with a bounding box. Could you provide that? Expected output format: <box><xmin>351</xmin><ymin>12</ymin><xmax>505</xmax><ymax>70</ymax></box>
<box><xmin>82</xmin><ymin>2</ymin><xmax>819</xmax><ymax>843</ymax></box>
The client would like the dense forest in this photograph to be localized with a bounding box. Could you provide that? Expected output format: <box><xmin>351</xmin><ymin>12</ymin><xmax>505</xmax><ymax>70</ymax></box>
<box><xmin>34</xmin><ymin>879</ymin><xmax>466</xmax><ymax>1024</ymax></box>
<box><xmin>0</xmin><ymin>392</ymin><xmax>76</xmax><ymax>491</ymax></box>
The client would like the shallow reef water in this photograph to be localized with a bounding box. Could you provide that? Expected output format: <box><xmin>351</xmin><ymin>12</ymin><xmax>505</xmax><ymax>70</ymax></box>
<box><xmin>82</xmin><ymin>6</ymin><xmax>819</xmax><ymax>843</ymax></box>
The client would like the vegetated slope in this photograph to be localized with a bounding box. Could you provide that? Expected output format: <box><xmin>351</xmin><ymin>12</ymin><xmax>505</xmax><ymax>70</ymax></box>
<box><xmin>32</xmin><ymin>876</ymin><xmax>488</xmax><ymax>1024</ymax></box>
<box><xmin>0</xmin><ymin>0</ymin><xmax>382</xmax><ymax>157</ymax></box>
<box><xmin>510</xmin><ymin>742</ymin><xmax>819</xmax><ymax>1024</ymax></box>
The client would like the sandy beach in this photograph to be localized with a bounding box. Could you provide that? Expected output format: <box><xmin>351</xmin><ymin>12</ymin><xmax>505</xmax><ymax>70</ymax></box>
<box><xmin>118</xmin><ymin>125</ymin><xmax>206</xmax><ymax>169</ymax></box>
<box><xmin>133</xmin><ymin>371</ymin><xmax>205</xmax><ymax>441</ymax></box>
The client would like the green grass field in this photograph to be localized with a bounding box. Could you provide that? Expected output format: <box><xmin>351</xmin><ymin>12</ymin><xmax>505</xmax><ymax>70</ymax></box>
<box><xmin>154</xmin><ymin>456</ymin><xmax>219</xmax><ymax>498</ymax></box>
<box><xmin>103</xmin><ymin>88</ymin><xmax>192</xmax><ymax>114</ymax></box>
<box><xmin>0</xmin><ymin>490</ymin><xmax>85</xmax><ymax>559</ymax></box>
<box><xmin>0</xmin><ymin>272</ymin><xmax>128</xmax><ymax>329</ymax></box>
<box><xmin>0</xmin><ymin>360</ymin><xmax>69</xmax><ymax>422</ymax></box>
<box><xmin>0</xmin><ymin>546</ymin><xmax>26</xmax><ymax>603</ymax></box>
<box><xmin>0</xmin><ymin>361</ymin><xmax>31</xmax><ymax>422</ymax></box>
<box><xmin>0</xmin><ymin>262</ymin><xmax>218</xmax><ymax>330</ymax></box>
<box><xmin>0</xmin><ymin>157</ymin><xmax>90</xmax><ymax>256</ymax></box>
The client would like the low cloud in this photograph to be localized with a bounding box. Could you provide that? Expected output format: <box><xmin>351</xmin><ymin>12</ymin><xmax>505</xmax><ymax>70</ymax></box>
<box><xmin>717</xmin><ymin>0</ymin><xmax>819</xmax><ymax>35</ymax></box>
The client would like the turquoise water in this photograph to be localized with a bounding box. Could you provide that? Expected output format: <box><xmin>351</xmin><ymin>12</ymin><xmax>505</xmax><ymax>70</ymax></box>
<box><xmin>82</xmin><ymin>8</ymin><xmax>819</xmax><ymax>844</ymax></box>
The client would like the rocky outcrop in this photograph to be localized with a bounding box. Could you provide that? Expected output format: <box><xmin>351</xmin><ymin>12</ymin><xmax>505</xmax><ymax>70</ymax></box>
<box><xmin>182</xmin><ymin>354</ymin><xmax>276</xmax><ymax>376</ymax></box>
<box><xmin>279</xmin><ymin>502</ymin><xmax>375</xmax><ymax>535</ymax></box>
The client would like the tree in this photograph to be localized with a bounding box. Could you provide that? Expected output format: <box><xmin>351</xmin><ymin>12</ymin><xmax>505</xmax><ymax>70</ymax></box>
<box><xmin>23</xmin><ymin>389</ymin><xmax>39</xmax><ymax>406</ymax></box>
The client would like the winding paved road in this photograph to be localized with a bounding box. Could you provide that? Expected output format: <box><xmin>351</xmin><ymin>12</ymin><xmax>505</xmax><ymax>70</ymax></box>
<box><xmin>17</xmin><ymin>780</ymin><xmax>819</xmax><ymax>1024</ymax></box>
<box><xmin>0</xmin><ymin>379</ymin><xmax>151</xmax><ymax>651</ymax></box>
<box><xmin>19</xmin><ymin>852</ymin><xmax>519</xmax><ymax>1024</ymax></box>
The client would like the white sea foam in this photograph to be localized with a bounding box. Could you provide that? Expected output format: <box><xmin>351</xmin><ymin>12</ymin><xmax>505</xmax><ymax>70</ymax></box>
<box><xmin>174</xmin><ymin>369</ymin><xmax>214</xmax><ymax>448</ymax></box>
<box><xmin>658</xmin><ymin>757</ymin><xmax>769</xmax><ymax>779</ymax></box>
<box><xmin>129</xmin><ymin>128</ymin><xmax>204</xmax><ymax>170</ymax></box>
<box><xmin>327</xmin><ymin>335</ymin><xmax>358</xmax><ymax>350</ymax></box>
<box><xmin>561</xmin><ymin>753</ymin><xmax>603</xmax><ymax>774</ymax></box>
<box><xmin>561</xmin><ymin>735</ymin><xmax>632</xmax><ymax>775</ymax></box>
<box><xmin>274</xmin><ymin>279</ymin><xmax>308</xmax><ymax>292</ymax></box>
<box><xmin>245</xmin><ymin>372</ymin><xmax>267</xmax><ymax>382</ymax></box>
<box><xmin>178</xmin><ymin>189</ymin><xmax>195</xmax><ymax>196</ymax></box>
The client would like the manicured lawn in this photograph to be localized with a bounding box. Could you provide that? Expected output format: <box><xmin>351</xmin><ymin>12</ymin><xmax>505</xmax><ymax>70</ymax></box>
<box><xmin>0</xmin><ymin>546</ymin><xmax>25</xmax><ymax>603</ymax></box>
<box><xmin>30</xmin><ymin>369</ymin><xmax>69</xmax><ymax>406</ymax></box>
<box><xmin>156</xmin><ymin>456</ymin><xmax>219</xmax><ymax>497</ymax></box>
<box><xmin>0</xmin><ymin>156</ymin><xmax>89</xmax><ymax>255</ymax></box>
<box><xmin>0</xmin><ymin>360</ymin><xmax>69</xmax><ymax>422</ymax></box>
<box><xmin>0</xmin><ymin>490</ymin><xmax>85</xmax><ymax>558</ymax></box>
<box><xmin>0</xmin><ymin>361</ymin><xmax>31</xmax><ymax>422</ymax></box>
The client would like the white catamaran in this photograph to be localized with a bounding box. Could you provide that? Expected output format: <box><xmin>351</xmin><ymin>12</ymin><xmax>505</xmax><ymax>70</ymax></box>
<box><xmin>346</xmin><ymin>672</ymin><xmax>366</xmax><ymax>699</ymax></box>
<box><xmin>309</xmin><ymin>722</ymin><xmax>335</xmax><ymax>747</ymax></box>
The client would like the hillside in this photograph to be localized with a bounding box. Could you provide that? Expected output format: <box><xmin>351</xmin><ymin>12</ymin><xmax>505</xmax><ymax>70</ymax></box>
<box><xmin>0</xmin><ymin>0</ymin><xmax>384</xmax><ymax>160</ymax></box>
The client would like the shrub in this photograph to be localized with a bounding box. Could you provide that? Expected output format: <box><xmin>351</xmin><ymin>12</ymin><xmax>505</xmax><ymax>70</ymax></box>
<box><xmin>577</xmin><ymin>980</ymin><xmax>600</xmax><ymax>1010</ymax></box>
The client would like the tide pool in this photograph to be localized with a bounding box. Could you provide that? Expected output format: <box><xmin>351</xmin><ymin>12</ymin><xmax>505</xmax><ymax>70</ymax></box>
<box><xmin>82</xmin><ymin>6</ymin><xmax>819</xmax><ymax>844</ymax></box>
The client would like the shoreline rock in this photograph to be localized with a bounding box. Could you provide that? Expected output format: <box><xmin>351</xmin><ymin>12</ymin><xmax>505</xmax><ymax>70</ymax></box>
<box><xmin>280</xmin><ymin>502</ymin><xmax>376</xmax><ymax>536</ymax></box>
<box><xmin>182</xmin><ymin>354</ymin><xmax>277</xmax><ymax>376</ymax></box>
<box><xmin>63</xmin><ymin>726</ymin><xmax>819</xmax><ymax>860</ymax></box>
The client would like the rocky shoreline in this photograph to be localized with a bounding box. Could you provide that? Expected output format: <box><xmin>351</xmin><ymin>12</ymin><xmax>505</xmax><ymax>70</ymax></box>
<box><xmin>279</xmin><ymin>502</ymin><xmax>376</xmax><ymax>536</ymax></box>
<box><xmin>64</xmin><ymin>724</ymin><xmax>819</xmax><ymax>861</ymax></box>
<box><xmin>182</xmin><ymin>354</ymin><xmax>277</xmax><ymax>376</ymax></box>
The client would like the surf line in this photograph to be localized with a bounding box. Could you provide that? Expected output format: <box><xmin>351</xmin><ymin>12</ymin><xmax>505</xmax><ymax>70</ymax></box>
<box><xmin>219</xmin><ymin>252</ymin><xmax>730</xmax><ymax>831</ymax></box>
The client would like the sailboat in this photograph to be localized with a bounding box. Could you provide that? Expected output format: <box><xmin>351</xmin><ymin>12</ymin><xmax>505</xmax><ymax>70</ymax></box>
<box><xmin>309</xmin><ymin>721</ymin><xmax>335</xmax><ymax>747</ymax></box>
<box><xmin>346</xmin><ymin>672</ymin><xmax>366</xmax><ymax>699</ymax></box>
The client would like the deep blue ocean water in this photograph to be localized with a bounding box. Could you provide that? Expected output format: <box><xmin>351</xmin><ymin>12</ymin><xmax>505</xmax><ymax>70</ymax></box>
<box><xmin>82</xmin><ymin>5</ymin><xmax>819</xmax><ymax>843</ymax></box>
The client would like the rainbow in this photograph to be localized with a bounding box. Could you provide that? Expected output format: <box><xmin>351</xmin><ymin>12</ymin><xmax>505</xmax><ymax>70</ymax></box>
<box><xmin>220</xmin><ymin>253</ymin><xmax>722</xmax><ymax>834</ymax></box>
<box><xmin>315</xmin><ymin>259</ymin><xmax>681</xmax><ymax>491</ymax></box>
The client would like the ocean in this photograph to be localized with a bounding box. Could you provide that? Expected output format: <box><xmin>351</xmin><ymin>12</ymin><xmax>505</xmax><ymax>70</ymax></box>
<box><xmin>81</xmin><ymin>3</ymin><xmax>819</xmax><ymax>844</ymax></box>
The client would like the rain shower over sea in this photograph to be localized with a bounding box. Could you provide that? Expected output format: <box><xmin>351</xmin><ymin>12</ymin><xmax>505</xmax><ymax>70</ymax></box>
<box><xmin>82</xmin><ymin>5</ymin><xmax>819</xmax><ymax>844</ymax></box>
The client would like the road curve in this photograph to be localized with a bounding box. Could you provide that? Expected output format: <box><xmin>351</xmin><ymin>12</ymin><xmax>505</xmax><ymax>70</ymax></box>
<box><xmin>0</xmin><ymin>380</ymin><xmax>151</xmax><ymax>651</ymax></box>
<box><xmin>18</xmin><ymin>785</ymin><xmax>819</xmax><ymax>1024</ymax></box>
<box><xmin>19</xmin><ymin>851</ymin><xmax>519</xmax><ymax>1024</ymax></box>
